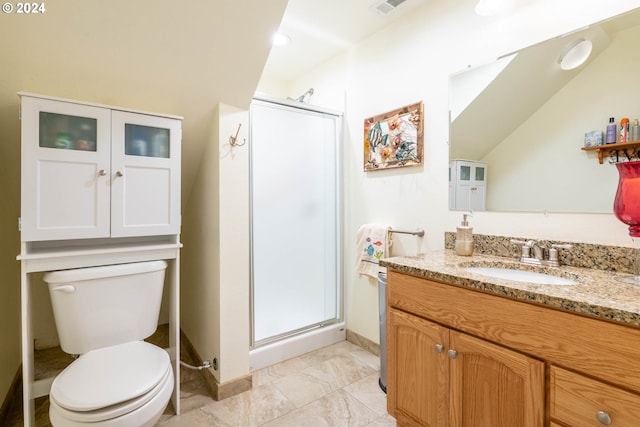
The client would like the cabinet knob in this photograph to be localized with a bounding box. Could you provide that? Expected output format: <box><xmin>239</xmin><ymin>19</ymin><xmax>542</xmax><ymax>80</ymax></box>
<box><xmin>434</xmin><ymin>344</ymin><xmax>444</xmax><ymax>353</ymax></box>
<box><xmin>447</xmin><ymin>349</ymin><xmax>458</xmax><ymax>359</ymax></box>
<box><xmin>116</xmin><ymin>171</ymin><xmax>124</xmax><ymax>177</ymax></box>
<box><xmin>596</xmin><ymin>411</ymin><xmax>612</xmax><ymax>425</ymax></box>
<box><xmin>98</xmin><ymin>169</ymin><xmax>107</xmax><ymax>176</ymax></box>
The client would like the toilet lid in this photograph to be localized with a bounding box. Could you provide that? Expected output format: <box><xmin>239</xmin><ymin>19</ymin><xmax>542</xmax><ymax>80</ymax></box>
<box><xmin>50</xmin><ymin>341</ymin><xmax>171</xmax><ymax>412</ymax></box>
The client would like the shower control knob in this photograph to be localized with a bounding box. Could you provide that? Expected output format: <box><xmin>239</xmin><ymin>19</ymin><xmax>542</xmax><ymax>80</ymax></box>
<box><xmin>434</xmin><ymin>344</ymin><xmax>444</xmax><ymax>353</ymax></box>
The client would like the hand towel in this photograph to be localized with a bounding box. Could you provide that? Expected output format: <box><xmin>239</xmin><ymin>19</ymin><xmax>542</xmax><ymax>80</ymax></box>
<box><xmin>356</xmin><ymin>224</ymin><xmax>391</xmax><ymax>278</ymax></box>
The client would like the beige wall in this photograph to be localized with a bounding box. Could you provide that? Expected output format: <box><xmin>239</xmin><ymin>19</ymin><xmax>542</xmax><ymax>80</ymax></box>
<box><xmin>272</xmin><ymin>0</ymin><xmax>640</xmax><ymax>344</ymax></box>
<box><xmin>485</xmin><ymin>24</ymin><xmax>640</xmax><ymax>213</ymax></box>
<box><xmin>0</xmin><ymin>0</ymin><xmax>287</xmax><ymax>406</ymax></box>
<box><xmin>181</xmin><ymin>105</ymin><xmax>222</xmax><ymax>381</ymax></box>
<box><xmin>0</xmin><ymin>99</ymin><xmax>21</xmax><ymax>409</ymax></box>
<box><xmin>181</xmin><ymin>103</ymin><xmax>250</xmax><ymax>384</ymax></box>
<box><xmin>159</xmin><ymin>0</ymin><xmax>640</xmax><ymax>390</ymax></box>
<box><xmin>4</xmin><ymin>0</ymin><xmax>639</xmax><ymax>406</ymax></box>
<box><xmin>218</xmin><ymin>105</ymin><xmax>251</xmax><ymax>382</ymax></box>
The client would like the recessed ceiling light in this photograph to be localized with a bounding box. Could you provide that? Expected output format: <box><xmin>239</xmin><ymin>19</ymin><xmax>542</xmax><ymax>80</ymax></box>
<box><xmin>272</xmin><ymin>32</ymin><xmax>291</xmax><ymax>46</ymax></box>
<box><xmin>558</xmin><ymin>39</ymin><xmax>593</xmax><ymax>71</ymax></box>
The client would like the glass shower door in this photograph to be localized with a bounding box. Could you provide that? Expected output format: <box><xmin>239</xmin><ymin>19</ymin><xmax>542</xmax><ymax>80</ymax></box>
<box><xmin>250</xmin><ymin>99</ymin><xmax>340</xmax><ymax>346</ymax></box>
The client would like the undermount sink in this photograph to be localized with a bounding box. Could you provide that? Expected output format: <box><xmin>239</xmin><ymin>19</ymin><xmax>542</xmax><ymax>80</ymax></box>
<box><xmin>465</xmin><ymin>267</ymin><xmax>578</xmax><ymax>285</ymax></box>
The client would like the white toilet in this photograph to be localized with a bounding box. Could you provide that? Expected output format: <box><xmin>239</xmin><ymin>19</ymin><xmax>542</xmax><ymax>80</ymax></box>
<box><xmin>43</xmin><ymin>260</ymin><xmax>173</xmax><ymax>427</ymax></box>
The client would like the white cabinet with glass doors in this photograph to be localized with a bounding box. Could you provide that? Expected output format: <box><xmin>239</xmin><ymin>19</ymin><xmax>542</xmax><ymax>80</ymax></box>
<box><xmin>20</xmin><ymin>93</ymin><xmax>181</xmax><ymax>241</ymax></box>
<box><xmin>18</xmin><ymin>93</ymin><xmax>184</xmax><ymax>427</ymax></box>
<box><xmin>449</xmin><ymin>159</ymin><xmax>487</xmax><ymax>211</ymax></box>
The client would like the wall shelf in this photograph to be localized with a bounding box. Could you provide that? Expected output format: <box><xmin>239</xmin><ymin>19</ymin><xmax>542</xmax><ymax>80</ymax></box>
<box><xmin>582</xmin><ymin>141</ymin><xmax>640</xmax><ymax>164</ymax></box>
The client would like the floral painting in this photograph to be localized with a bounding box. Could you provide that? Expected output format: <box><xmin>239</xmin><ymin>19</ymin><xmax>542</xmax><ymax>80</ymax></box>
<box><xmin>363</xmin><ymin>102</ymin><xmax>423</xmax><ymax>171</ymax></box>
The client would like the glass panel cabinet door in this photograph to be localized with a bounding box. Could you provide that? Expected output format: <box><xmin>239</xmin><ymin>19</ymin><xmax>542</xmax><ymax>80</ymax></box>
<box><xmin>460</xmin><ymin>165</ymin><xmax>471</xmax><ymax>181</ymax></box>
<box><xmin>20</xmin><ymin>95</ymin><xmax>112</xmax><ymax>241</ymax></box>
<box><xmin>39</xmin><ymin>112</ymin><xmax>97</xmax><ymax>152</ymax></box>
<box><xmin>110</xmin><ymin>110</ymin><xmax>181</xmax><ymax>238</ymax></box>
<box><xmin>124</xmin><ymin>124</ymin><xmax>170</xmax><ymax>158</ymax></box>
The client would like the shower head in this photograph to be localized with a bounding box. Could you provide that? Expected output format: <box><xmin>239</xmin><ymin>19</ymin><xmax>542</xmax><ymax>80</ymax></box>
<box><xmin>289</xmin><ymin>88</ymin><xmax>314</xmax><ymax>103</ymax></box>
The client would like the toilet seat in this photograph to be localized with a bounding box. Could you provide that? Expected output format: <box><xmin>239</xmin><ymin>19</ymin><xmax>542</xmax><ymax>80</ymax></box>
<box><xmin>49</xmin><ymin>366</ymin><xmax>172</xmax><ymax>423</ymax></box>
<box><xmin>50</xmin><ymin>341</ymin><xmax>172</xmax><ymax>422</ymax></box>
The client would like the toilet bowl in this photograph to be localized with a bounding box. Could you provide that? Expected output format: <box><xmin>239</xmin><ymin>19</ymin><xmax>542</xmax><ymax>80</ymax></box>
<box><xmin>48</xmin><ymin>341</ymin><xmax>173</xmax><ymax>427</ymax></box>
<box><xmin>43</xmin><ymin>261</ymin><xmax>173</xmax><ymax>426</ymax></box>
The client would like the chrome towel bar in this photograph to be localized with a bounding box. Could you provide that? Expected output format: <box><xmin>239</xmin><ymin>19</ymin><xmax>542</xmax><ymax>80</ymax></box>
<box><xmin>389</xmin><ymin>228</ymin><xmax>424</xmax><ymax>237</ymax></box>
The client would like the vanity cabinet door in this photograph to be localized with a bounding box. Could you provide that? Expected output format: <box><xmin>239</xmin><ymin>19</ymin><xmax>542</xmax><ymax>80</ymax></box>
<box><xmin>551</xmin><ymin>366</ymin><xmax>640</xmax><ymax>427</ymax></box>
<box><xmin>388</xmin><ymin>308</ymin><xmax>450</xmax><ymax>427</ymax></box>
<box><xmin>21</xmin><ymin>96</ymin><xmax>112</xmax><ymax>241</ymax></box>
<box><xmin>449</xmin><ymin>331</ymin><xmax>545</xmax><ymax>427</ymax></box>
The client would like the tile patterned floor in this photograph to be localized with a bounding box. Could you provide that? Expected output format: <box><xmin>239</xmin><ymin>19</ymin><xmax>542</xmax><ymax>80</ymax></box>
<box><xmin>158</xmin><ymin>341</ymin><xmax>394</xmax><ymax>427</ymax></box>
<box><xmin>7</xmin><ymin>338</ymin><xmax>393</xmax><ymax>427</ymax></box>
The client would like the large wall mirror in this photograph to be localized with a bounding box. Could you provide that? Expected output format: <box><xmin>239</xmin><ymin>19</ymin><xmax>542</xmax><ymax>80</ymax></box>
<box><xmin>449</xmin><ymin>8</ymin><xmax>640</xmax><ymax>213</ymax></box>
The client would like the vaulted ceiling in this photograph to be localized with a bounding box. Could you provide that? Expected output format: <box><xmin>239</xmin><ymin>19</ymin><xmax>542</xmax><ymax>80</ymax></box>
<box><xmin>0</xmin><ymin>0</ymin><xmax>288</xmax><ymax>201</ymax></box>
<box><xmin>261</xmin><ymin>0</ymin><xmax>429</xmax><ymax>81</ymax></box>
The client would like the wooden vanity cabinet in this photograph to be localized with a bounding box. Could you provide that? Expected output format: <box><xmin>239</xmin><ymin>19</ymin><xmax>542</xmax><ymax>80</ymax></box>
<box><xmin>386</xmin><ymin>270</ymin><xmax>640</xmax><ymax>427</ymax></box>
<box><xmin>388</xmin><ymin>307</ymin><xmax>544</xmax><ymax>427</ymax></box>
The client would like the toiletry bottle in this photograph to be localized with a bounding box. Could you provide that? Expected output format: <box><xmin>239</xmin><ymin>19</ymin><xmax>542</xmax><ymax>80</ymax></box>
<box><xmin>631</xmin><ymin>119</ymin><xmax>640</xmax><ymax>142</ymax></box>
<box><xmin>606</xmin><ymin>117</ymin><xmax>617</xmax><ymax>144</ymax></box>
<box><xmin>620</xmin><ymin>117</ymin><xmax>630</xmax><ymax>143</ymax></box>
<box><xmin>454</xmin><ymin>213</ymin><xmax>474</xmax><ymax>256</ymax></box>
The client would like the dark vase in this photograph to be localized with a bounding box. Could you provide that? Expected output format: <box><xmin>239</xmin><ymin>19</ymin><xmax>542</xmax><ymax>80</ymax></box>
<box><xmin>613</xmin><ymin>161</ymin><xmax>640</xmax><ymax>284</ymax></box>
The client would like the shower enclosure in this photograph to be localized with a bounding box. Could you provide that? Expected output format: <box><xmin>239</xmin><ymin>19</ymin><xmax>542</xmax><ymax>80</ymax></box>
<box><xmin>249</xmin><ymin>97</ymin><xmax>343</xmax><ymax>369</ymax></box>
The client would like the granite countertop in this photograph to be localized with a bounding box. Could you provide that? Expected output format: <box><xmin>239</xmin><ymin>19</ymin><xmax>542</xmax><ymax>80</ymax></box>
<box><xmin>380</xmin><ymin>250</ymin><xmax>640</xmax><ymax>328</ymax></box>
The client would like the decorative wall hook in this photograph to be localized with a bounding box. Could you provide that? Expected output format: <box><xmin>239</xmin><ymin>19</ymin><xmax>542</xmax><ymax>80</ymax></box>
<box><xmin>229</xmin><ymin>123</ymin><xmax>246</xmax><ymax>147</ymax></box>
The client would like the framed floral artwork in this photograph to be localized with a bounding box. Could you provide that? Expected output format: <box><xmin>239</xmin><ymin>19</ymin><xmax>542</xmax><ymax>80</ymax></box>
<box><xmin>363</xmin><ymin>101</ymin><xmax>423</xmax><ymax>171</ymax></box>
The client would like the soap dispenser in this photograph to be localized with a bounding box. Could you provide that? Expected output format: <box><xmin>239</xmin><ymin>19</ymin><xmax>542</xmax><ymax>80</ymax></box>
<box><xmin>455</xmin><ymin>213</ymin><xmax>474</xmax><ymax>256</ymax></box>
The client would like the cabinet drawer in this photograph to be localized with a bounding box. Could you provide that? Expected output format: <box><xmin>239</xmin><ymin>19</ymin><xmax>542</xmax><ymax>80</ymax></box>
<box><xmin>551</xmin><ymin>366</ymin><xmax>640</xmax><ymax>426</ymax></box>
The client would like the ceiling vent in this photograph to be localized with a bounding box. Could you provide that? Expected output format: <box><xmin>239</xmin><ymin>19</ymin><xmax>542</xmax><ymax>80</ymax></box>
<box><xmin>370</xmin><ymin>0</ymin><xmax>409</xmax><ymax>15</ymax></box>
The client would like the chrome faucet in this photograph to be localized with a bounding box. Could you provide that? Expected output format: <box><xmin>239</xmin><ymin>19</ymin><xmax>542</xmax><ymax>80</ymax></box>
<box><xmin>510</xmin><ymin>240</ymin><xmax>573</xmax><ymax>267</ymax></box>
<box><xmin>528</xmin><ymin>240</ymin><xmax>544</xmax><ymax>261</ymax></box>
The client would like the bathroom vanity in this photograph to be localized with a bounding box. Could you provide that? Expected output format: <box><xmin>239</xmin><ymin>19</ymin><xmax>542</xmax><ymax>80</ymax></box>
<box><xmin>381</xmin><ymin>251</ymin><xmax>640</xmax><ymax>427</ymax></box>
<box><xmin>17</xmin><ymin>93</ymin><xmax>183</xmax><ymax>427</ymax></box>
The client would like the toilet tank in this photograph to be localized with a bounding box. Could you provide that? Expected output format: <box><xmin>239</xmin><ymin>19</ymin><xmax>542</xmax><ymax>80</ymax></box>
<box><xmin>43</xmin><ymin>260</ymin><xmax>168</xmax><ymax>355</ymax></box>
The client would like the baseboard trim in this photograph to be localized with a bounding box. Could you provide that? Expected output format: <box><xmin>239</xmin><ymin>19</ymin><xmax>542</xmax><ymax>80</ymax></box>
<box><xmin>180</xmin><ymin>330</ymin><xmax>252</xmax><ymax>401</ymax></box>
<box><xmin>346</xmin><ymin>329</ymin><xmax>380</xmax><ymax>356</ymax></box>
<box><xmin>0</xmin><ymin>365</ymin><xmax>22</xmax><ymax>427</ymax></box>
